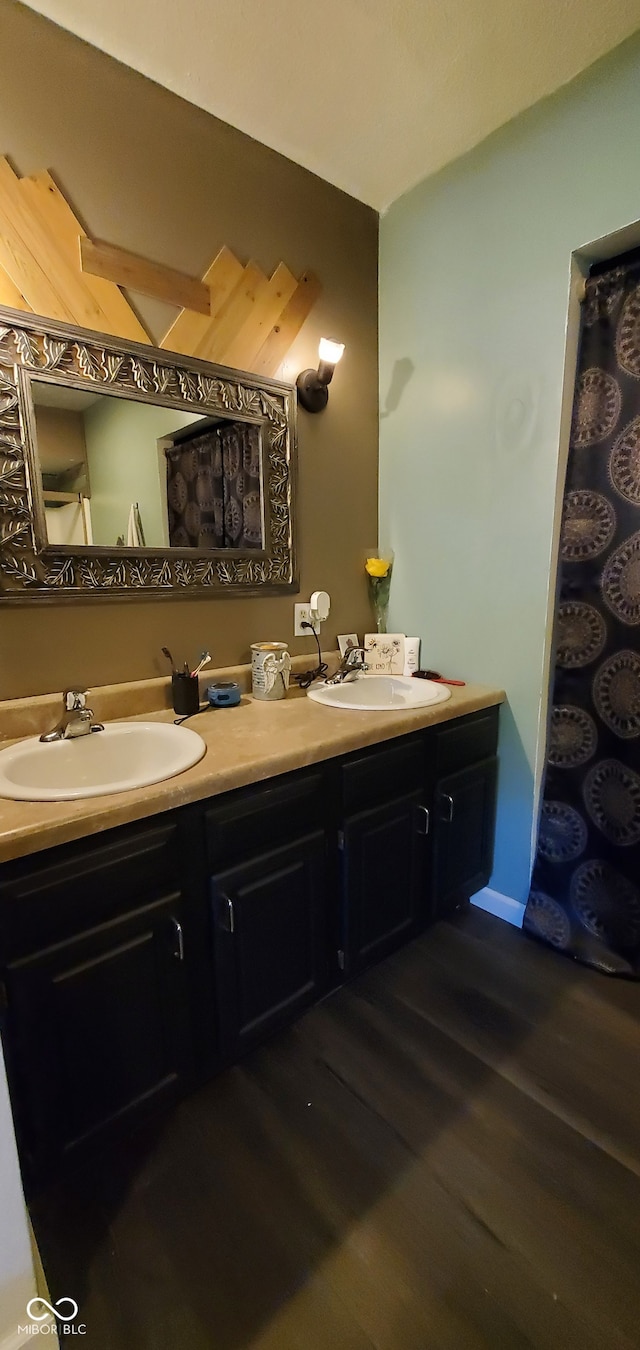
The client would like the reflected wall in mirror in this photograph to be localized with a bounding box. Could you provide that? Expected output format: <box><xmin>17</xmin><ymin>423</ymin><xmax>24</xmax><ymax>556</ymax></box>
<box><xmin>0</xmin><ymin>308</ymin><xmax>296</xmax><ymax>602</ymax></box>
<box><xmin>32</xmin><ymin>382</ymin><xmax>265</xmax><ymax>552</ymax></box>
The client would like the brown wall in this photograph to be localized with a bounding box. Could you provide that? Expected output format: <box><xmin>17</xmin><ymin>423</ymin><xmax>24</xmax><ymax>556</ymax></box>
<box><xmin>0</xmin><ymin>0</ymin><xmax>378</xmax><ymax>699</ymax></box>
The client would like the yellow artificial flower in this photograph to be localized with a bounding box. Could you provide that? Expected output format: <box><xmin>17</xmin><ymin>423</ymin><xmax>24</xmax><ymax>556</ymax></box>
<box><xmin>365</xmin><ymin>557</ymin><xmax>391</xmax><ymax>578</ymax></box>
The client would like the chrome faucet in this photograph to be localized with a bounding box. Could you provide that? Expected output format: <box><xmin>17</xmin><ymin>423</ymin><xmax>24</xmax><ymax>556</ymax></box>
<box><xmin>40</xmin><ymin>690</ymin><xmax>105</xmax><ymax>743</ymax></box>
<box><xmin>326</xmin><ymin>646</ymin><xmax>369</xmax><ymax>685</ymax></box>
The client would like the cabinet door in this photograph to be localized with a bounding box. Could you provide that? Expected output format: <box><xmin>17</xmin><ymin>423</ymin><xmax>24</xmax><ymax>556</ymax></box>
<box><xmin>432</xmin><ymin>757</ymin><xmax>497</xmax><ymax>917</ymax></box>
<box><xmin>211</xmin><ymin>831</ymin><xmax>328</xmax><ymax>1060</ymax></box>
<box><xmin>4</xmin><ymin>892</ymin><xmax>193</xmax><ymax>1178</ymax></box>
<box><xmin>342</xmin><ymin>789</ymin><xmax>427</xmax><ymax>975</ymax></box>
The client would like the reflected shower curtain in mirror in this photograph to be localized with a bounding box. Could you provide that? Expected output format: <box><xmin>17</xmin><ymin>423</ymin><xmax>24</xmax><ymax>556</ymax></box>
<box><xmin>166</xmin><ymin>421</ymin><xmax>262</xmax><ymax>550</ymax></box>
<box><xmin>524</xmin><ymin>258</ymin><xmax>640</xmax><ymax>976</ymax></box>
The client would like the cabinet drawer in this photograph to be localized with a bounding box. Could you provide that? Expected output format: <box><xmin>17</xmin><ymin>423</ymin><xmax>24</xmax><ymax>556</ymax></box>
<box><xmin>204</xmin><ymin>768</ymin><xmax>326</xmax><ymax>869</ymax></box>
<box><xmin>0</xmin><ymin>818</ymin><xmax>184</xmax><ymax>961</ymax></box>
<box><xmin>432</xmin><ymin>707</ymin><xmax>499</xmax><ymax>777</ymax></box>
<box><xmin>341</xmin><ymin>735</ymin><xmax>424</xmax><ymax>813</ymax></box>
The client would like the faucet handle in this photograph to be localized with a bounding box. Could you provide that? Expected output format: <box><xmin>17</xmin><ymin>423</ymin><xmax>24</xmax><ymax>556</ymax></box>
<box><xmin>64</xmin><ymin>689</ymin><xmax>87</xmax><ymax>711</ymax></box>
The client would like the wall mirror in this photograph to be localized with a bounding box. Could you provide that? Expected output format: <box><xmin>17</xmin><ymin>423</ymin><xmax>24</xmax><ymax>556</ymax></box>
<box><xmin>0</xmin><ymin>308</ymin><xmax>297</xmax><ymax>601</ymax></box>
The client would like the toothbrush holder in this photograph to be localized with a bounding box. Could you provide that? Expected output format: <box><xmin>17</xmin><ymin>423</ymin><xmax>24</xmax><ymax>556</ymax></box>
<box><xmin>171</xmin><ymin>672</ymin><xmax>201</xmax><ymax>717</ymax></box>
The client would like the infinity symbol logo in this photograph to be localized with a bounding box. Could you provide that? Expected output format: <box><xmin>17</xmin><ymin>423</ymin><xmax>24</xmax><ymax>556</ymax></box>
<box><xmin>27</xmin><ymin>1297</ymin><xmax>79</xmax><ymax>1323</ymax></box>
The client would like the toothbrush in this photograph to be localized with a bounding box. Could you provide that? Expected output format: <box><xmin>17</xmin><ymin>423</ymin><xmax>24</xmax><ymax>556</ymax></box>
<box><xmin>162</xmin><ymin>647</ymin><xmax>177</xmax><ymax>672</ymax></box>
<box><xmin>190</xmin><ymin>651</ymin><xmax>212</xmax><ymax>678</ymax></box>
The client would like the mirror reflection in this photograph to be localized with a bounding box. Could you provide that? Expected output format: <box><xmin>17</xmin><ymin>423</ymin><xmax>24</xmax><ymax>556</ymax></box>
<box><xmin>31</xmin><ymin>379</ymin><xmax>265</xmax><ymax>551</ymax></box>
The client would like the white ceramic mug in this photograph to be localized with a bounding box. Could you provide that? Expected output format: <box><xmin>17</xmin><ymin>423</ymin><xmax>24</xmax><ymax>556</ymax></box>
<box><xmin>250</xmin><ymin>642</ymin><xmax>291</xmax><ymax>700</ymax></box>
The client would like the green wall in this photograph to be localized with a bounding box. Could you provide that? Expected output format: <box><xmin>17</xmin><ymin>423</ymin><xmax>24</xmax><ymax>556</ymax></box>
<box><xmin>380</xmin><ymin>33</ymin><xmax>640</xmax><ymax>905</ymax></box>
<box><xmin>85</xmin><ymin>399</ymin><xmax>200</xmax><ymax>548</ymax></box>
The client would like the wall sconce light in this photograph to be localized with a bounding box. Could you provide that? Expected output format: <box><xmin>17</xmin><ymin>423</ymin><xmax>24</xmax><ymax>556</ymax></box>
<box><xmin>296</xmin><ymin>337</ymin><xmax>345</xmax><ymax>413</ymax></box>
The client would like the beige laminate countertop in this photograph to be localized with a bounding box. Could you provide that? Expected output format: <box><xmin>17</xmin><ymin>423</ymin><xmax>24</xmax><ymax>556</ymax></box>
<box><xmin>0</xmin><ymin>683</ymin><xmax>504</xmax><ymax>864</ymax></box>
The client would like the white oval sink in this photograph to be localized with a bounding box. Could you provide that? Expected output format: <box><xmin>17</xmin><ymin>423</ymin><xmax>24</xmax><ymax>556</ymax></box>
<box><xmin>307</xmin><ymin>674</ymin><xmax>451</xmax><ymax>712</ymax></box>
<box><xmin>0</xmin><ymin>721</ymin><xmax>206</xmax><ymax>802</ymax></box>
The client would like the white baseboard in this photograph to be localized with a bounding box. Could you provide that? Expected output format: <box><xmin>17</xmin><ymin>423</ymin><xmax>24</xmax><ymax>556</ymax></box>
<box><xmin>471</xmin><ymin>887</ymin><xmax>525</xmax><ymax>928</ymax></box>
<box><xmin>0</xmin><ymin>1315</ymin><xmax>58</xmax><ymax>1350</ymax></box>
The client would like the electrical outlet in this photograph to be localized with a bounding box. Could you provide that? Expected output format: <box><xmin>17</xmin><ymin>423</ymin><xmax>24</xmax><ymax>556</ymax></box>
<box><xmin>294</xmin><ymin>603</ymin><xmax>314</xmax><ymax>637</ymax></box>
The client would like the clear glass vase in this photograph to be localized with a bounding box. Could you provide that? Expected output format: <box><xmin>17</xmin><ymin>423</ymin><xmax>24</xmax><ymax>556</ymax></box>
<box><xmin>373</xmin><ymin>598</ymin><xmax>389</xmax><ymax>634</ymax></box>
<box><xmin>365</xmin><ymin>549</ymin><xmax>394</xmax><ymax>635</ymax></box>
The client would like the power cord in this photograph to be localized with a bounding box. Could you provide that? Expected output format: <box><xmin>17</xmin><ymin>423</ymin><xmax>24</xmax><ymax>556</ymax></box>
<box><xmin>173</xmin><ymin>704</ymin><xmax>212</xmax><ymax>725</ymax></box>
<box><xmin>294</xmin><ymin>620</ymin><xmax>328</xmax><ymax>689</ymax></box>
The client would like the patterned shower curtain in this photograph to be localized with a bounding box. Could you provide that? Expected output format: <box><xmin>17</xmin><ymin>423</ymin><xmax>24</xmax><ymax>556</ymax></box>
<box><xmin>166</xmin><ymin>420</ymin><xmax>262</xmax><ymax>550</ymax></box>
<box><xmin>524</xmin><ymin>259</ymin><xmax>640</xmax><ymax>976</ymax></box>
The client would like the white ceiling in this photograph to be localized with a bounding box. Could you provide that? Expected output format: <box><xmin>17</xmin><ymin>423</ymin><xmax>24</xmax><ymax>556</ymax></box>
<box><xmin>23</xmin><ymin>0</ymin><xmax>640</xmax><ymax>211</ymax></box>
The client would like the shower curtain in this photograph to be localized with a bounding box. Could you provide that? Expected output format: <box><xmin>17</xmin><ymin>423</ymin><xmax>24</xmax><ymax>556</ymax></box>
<box><xmin>524</xmin><ymin>258</ymin><xmax>640</xmax><ymax>976</ymax></box>
<box><xmin>166</xmin><ymin>421</ymin><xmax>262</xmax><ymax>550</ymax></box>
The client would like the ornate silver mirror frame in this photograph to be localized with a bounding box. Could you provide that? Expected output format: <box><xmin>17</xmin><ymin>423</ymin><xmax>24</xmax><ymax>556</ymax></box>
<box><xmin>0</xmin><ymin>307</ymin><xmax>297</xmax><ymax>602</ymax></box>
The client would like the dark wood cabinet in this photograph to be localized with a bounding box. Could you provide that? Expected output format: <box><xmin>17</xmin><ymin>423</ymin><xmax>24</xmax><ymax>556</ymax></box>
<box><xmin>4</xmin><ymin>891</ymin><xmax>193</xmax><ymax>1177</ymax></box>
<box><xmin>341</xmin><ymin>790</ymin><xmax>427</xmax><ymax>974</ymax></box>
<box><xmin>338</xmin><ymin>732</ymin><xmax>430</xmax><ymax>973</ymax></box>
<box><xmin>0</xmin><ymin>705</ymin><xmax>499</xmax><ymax>1188</ymax></box>
<box><xmin>431</xmin><ymin>757</ymin><xmax>498</xmax><ymax>917</ymax></box>
<box><xmin>211</xmin><ymin>831</ymin><xmax>328</xmax><ymax>1059</ymax></box>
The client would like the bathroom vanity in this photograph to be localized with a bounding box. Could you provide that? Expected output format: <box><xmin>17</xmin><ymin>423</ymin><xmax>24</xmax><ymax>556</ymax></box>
<box><xmin>0</xmin><ymin>689</ymin><xmax>501</xmax><ymax>1190</ymax></box>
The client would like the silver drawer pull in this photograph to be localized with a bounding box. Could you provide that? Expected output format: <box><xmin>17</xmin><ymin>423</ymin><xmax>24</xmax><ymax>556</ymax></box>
<box><xmin>220</xmin><ymin>893</ymin><xmax>235</xmax><ymax>933</ymax></box>
<box><xmin>416</xmin><ymin>805</ymin><xmax>430</xmax><ymax>836</ymax></box>
<box><xmin>441</xmin><ymin>793</ymin><xmax>454</xmax><ymax>823</ymax></box>
<box><xmin>171</xmin><ymin>918</ymin><xmax>184</xmax><ymax>962</ymax></box>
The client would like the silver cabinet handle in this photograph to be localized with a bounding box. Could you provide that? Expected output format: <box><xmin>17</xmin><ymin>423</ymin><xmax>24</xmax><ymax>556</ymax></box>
<box><xmin>171</xmin><ymin>918</ymin><xmax>184</xmax><ymax>962</ymax></box>
<box><xmin>441</xmin><ymin>793</ymin><xmax>454</xmax><ymax>823</ymax></box>
<box><xmin>219</xmin><ymin>893</ymin><xmax>235</xmax><ymax>933</ymax></box>
<box><xmin>416</xmin><ymin>805</ymin><xmax>430</xmax><ymax>836</ymax></box>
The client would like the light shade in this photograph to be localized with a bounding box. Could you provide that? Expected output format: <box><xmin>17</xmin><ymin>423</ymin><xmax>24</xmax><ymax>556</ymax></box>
<box><xmin>318</xmin><ymin>338</ymin><xmax>345</xmax><ymax>366</ymax></box>
<box><xmin>297</xmin><ymin>336</ymin><xmax>345</xmax><ymax>413</ymax></box>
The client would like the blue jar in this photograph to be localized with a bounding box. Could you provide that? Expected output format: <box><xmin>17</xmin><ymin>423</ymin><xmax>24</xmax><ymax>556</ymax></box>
<box><xmin>206</xmin><ymin>680</ymin><xmax>242</xmax><ymax>708</ymax></box>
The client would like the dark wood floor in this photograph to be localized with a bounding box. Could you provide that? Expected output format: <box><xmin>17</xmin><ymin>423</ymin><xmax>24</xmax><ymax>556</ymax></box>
<box><xmin>30</xmin><ymin>908</ymin><xmax>640</xmax><ymax>1350</ymax></box>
